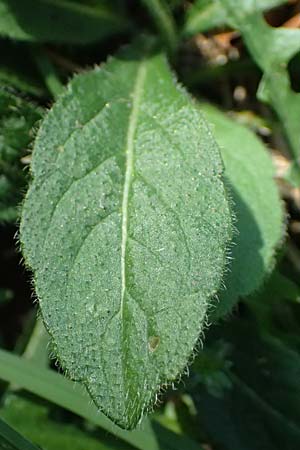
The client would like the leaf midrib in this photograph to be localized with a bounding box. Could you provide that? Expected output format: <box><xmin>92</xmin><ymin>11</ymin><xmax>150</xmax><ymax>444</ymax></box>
<box><xmin>120</xmin><ymin>61</ymin><xmax>147</xmax><ymax>321</ymax></box>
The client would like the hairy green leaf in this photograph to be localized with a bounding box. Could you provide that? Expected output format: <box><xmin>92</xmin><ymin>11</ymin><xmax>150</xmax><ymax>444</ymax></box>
<box><xmin>183</xmin><ymin>0</ymin><xmax>286</xmax><ymax>36</ymax></box>
<box><xmin>0</xmin><ymin>88</ymin><xmax>43</xmax><ymax>222</ymax></box>
<box><xmin>20</xmin><ymin>44</ymin><xmax>232</xmax><ymax>429</ymax></box>
<box><xmin>201</xmin><ymin>104</ymin><xmax>283</xmax><ymax>319</ymax></box>
<box><xmin>0</xmin><ymin>0</ymin><xmax>130</xmax><ymax>44</ymax></box>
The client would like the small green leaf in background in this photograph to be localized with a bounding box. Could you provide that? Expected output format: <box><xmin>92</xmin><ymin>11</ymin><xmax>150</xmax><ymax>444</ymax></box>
<box><xmin>183</xmin><ymin>0</ymin><xmax>285</xmax><ymax>36</ymax></box>
<box><xmin>0</xmin><ymin>0</ymin><xmax>131</xmax><ymax>44</ymax></box>
<box><xmin>0</xmin><ymin>88</ymin><xmax>43</xmax><ymax>223</ymax></box>
<box><xmin>217</xmin><ymin>0</ymin><xmax>300</xmax><ymax>172</ymax></box>
<box><xmin>20</xmin><ymin>42</ymin><xmax>233</xmax><ymax>429</ymax></box>
<box><xmin>201</xmin><ymin>104</ymin><xmax>283</xmax><ymax>319</ymax></box>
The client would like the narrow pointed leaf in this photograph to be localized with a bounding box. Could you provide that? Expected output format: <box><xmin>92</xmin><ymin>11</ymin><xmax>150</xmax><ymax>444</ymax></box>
<box><xmin>20</xmin><ymin>43</ymin><xmax>232</xmax><ymax>429</ymax></box>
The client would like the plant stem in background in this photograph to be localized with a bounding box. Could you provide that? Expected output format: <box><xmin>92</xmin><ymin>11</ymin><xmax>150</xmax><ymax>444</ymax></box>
<box><xmin>140</xmin><ymin>0</ymin><xmax>177</xmax><ymax>52</ymax></box>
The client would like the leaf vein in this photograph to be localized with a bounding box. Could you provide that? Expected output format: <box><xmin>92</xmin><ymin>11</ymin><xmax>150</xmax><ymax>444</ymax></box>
<box><xmin>120</xmin><ymin>62</ymin><xmax>147</xmax><ymax>319</ymax></box>
<box><xmin>135</xmin><ymin>172</ymin><xmax>191</xmax><ymax>273</ymax></box>
<box><xmin>41</xmin><ymin>155</ymin><xmax>116</xmax><ymax>253</ymax></box>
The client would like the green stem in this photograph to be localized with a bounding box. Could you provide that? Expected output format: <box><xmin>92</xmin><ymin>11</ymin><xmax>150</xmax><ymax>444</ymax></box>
<box><xmin>31</xmin><ymin>47</ymin><xmax>64</xmax><ymax>99</ymax></box>
<box><xmin>218</xmin><ymin>0</ymin><xmax>300</xmax><ymax>174</ymax></box>
<box><xmin>141</xmin><ymin>0</ymin><xmax>177</xmax><ymax>52</ymax></box>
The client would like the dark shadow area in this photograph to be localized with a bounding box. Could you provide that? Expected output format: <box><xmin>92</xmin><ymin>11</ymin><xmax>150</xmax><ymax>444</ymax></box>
<box><xmin>151</xmin><ymin>419</ymin><xmax>200</xmax><ymax>450</ymax></box>
<box><xmin>0</xmin><ymin>39</ymin><xmax>45</xmax><ymax>99</ymax></box>
<box><xmin>0</xmin><ymin>225</ymin><xmax>32</xmax><ymax>350</ymax></box>
<box><xmin>264</xmin><ymin>2</ymin><xmax>298</xmax><ymax>28</ymax></box>
<box><xmin>288</xmin><ymin>51</ymin><xmax>300</xmax><ymax>93</ymax></box>
<box><xmin>177</xmin><ymin>42</ymin><xmax>263</xmax><ymax>112</ymax></box>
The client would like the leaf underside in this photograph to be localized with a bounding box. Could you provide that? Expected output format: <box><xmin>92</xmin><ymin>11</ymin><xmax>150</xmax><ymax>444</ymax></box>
<box><xmin>20</xmin><ymin>43</ymin><xmax>232</xmax><ymax>429</ymax></box>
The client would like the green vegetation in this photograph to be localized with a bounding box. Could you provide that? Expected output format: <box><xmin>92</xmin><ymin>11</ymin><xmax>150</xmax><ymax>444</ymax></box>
<box><xmin>0</xmin><ymin>0</ymin><xmax>299</xmax><ymax>448</ymax></box>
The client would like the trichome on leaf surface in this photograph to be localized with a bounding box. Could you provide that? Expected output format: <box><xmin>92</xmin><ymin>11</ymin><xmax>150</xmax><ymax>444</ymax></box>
<box><xmin>0</xmin><ymin>0</ymin><xmax>300</xmax><ymax>449</ymax></box>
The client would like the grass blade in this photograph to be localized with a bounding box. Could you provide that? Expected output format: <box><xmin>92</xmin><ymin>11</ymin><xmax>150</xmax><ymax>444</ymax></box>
<box><xmin>0</xmin><ymin>348</ymin><xmax>201</xmax><ymax>450</ymax></box>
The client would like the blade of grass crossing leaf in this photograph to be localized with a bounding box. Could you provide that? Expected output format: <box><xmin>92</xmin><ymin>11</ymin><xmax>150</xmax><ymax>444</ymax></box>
<box><xmin>23</xmin><ymin>317</ymin><xmax>49</xmax><ymax>367</ymax></box>
<box><xmin>0</xmin><ymin>417</ymin><xmax>41</xmax><ymax>450</ymax></box>
<box><xmin>0</xmin><ymin>349</ymin><xmax>201</xmax><ymax>450</ymax></box>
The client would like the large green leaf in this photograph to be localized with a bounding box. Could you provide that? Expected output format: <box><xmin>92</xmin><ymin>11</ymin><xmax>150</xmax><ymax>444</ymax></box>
<box><xmin>201</xmin><ymin>104</ymin><xmax>283</xmax><ymax>319</ymax></box>
<box><xmin>140</xmin><ymin>0</ymin><xmax>177</xmax><ymax>51</ymax></box>
<box><xmin>0</xmin><ymin>88</ymin><xmax>43</xmax><ymax>222</ymax></box>
<box><xmin>20</xmin><ymin>44</ymin><xmax>232</xmax><ymax>429</ymax></box>
<box><xmin>0</xmin><ymin>0</ymin><xmax>130</xmax><ymax>44</ymax></box>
